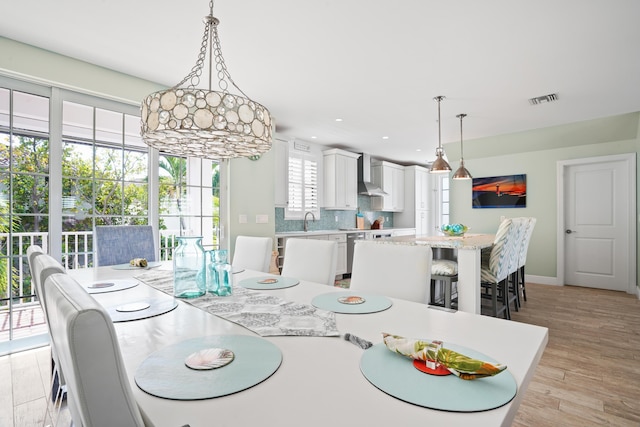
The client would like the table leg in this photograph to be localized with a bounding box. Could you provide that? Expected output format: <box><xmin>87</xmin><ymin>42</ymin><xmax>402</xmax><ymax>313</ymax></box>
<box><xmin>456</xmin><ymin>249</ymin><xmax>481</xmax><ymax>314</ymax></box>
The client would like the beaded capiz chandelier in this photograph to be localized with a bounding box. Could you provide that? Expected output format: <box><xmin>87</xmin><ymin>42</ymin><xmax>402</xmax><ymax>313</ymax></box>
<box><xmin>141</xmin><ymin>1</ymin><xmax>272</xmax><ymax>160</ymax></box>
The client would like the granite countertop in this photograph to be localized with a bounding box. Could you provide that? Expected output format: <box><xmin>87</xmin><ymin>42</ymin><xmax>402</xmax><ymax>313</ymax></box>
<box><xmin>275</xmin><ymin>228</ymin><xmax>415</xmax><ymax>237</ymax></box>
<box><xmin>369</xmin><ymin>233</ymin><xmax>495</xmax><ymax>250</ymax></box>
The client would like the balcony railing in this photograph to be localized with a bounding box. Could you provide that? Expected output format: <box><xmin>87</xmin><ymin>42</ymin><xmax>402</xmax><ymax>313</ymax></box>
<box><xmin>0</xmin><ymin>229</ymin><xmax>188</xmax><ymax>308</ymax></box>
<box><xmin>2</xmin><ymin>229</ymin><xmax>218</xmax><ymax>344</ymax></box>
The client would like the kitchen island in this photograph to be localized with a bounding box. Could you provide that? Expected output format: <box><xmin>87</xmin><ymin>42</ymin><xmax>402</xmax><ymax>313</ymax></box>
<box><xmin>366</xmin><ymin>233</ymin><xmax>495</xmax><ymax>314</ymax></box>
<box><xmin>275</xmin><ymin>228</ymin><xmax>416</xmax><ymax>276</ymax></box>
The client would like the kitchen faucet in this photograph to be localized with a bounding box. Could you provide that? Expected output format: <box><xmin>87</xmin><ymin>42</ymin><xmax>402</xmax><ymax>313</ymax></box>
<box><xmin>304</xmin><ymin>211</ymin><xmax>316</xmax><ymax>232</ymax></box>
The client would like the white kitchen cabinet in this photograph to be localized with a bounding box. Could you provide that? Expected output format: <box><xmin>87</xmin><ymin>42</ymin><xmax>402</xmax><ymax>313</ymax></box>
<box><xmin>415</xmin><ymin>166</ymin><xmax>429</xmax><ymax>210</ymax></box>
<box><xmin>323</xmin><ymin>149</ymin><xmax>360</xmax><ymax>210</ymax></box>
<box><xmin>277</xmin><ymin>233</ymin><xmax>345</xmax><ymax>277</ymax></box>
<box><xmin>274</xmin><ymin>138</ymin><xmax>289</xmax><ymax>208</ymax></box>
<box><xmin>370</xmin><ymin>160</ymin><xmax>405</xmax><ymax>212</ymax></box>
<box><xmin>391</xmin><ymin>228</ymin><xmax>416</xmax><ymax>237</ymax></box>
<box><xmin>416</xmin><ymin>210</ymin><xmax>430</xmax><ymax>236</ymax></box>
<box><xmin>395</xmin><ymin>165</ymin><xmax>433</xmax><ymax>235</ymax></box>
<box><xmin>327</xmin><ymin>234</ymin><xmax>347</xmax><ymax>275</ymax></box>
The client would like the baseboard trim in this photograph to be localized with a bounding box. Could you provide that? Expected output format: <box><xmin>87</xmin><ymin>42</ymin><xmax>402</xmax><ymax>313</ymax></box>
<box><xmin>526</xmin><ymin>275</ymin><xmax>561</xmax><ymax>286</ymax></box>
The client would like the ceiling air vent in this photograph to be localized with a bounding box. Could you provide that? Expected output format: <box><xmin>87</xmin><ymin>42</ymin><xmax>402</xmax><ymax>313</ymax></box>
<box><xmin>528</xmin><ymin>93</ymin><xmax>559</xmax><ymax>105</ymax></box>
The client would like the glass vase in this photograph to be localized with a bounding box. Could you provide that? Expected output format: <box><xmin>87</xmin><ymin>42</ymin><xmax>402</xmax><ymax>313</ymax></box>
<box><xmin>211</xmin><ymin>249</ymin><xmax>233</xmax><ymax>296</ymax></box>
<box><xmin>173</xmin><ymin>236</ymin><xmax>206</xmax><ymax>298</ymax></box>
<box><xmin>205</xmin><ymin>250</ymin><xmax>219</xmax><ymax>294</ymax></box>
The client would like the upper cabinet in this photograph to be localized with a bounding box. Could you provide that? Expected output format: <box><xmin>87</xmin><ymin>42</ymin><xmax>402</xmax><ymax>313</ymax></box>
<box><xmin>414</xmin><ymin>166</ymin><xmax>430</xmax><ymax>210</ymax></box>
<box><xmin>395</xmin><ymin>165</ymin><xmax>433</xmax><ymax>235</ymax></box>
<box><xmin>370</xmin><ymin>160</ymin><xmax>405</xmax><ymax>212</ymax></box>
<box><xmin>323</xmin><ymin>149</ymin><xmax>360</xmax><ymax>210</ymax></box>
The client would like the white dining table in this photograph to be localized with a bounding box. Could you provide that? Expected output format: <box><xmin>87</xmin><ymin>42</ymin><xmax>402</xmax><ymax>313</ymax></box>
<box><xmin>370</xmin><ymin>233</ymin><xmax>496</xmax><ymax>314</ymax></box>
<box><xmin>68</xmin><ymin>263</ymin><xmax>547</xmax><ymax>427</ymax></box>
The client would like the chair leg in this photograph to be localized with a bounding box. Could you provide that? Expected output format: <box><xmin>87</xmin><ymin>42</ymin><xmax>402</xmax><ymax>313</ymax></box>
<box><xmin>510</xmin><ymin>271</ymin><xmax>520</xmax><ymax>311</ymax></box>
<box><xmin>444</xmin><ymin>279</ymin><xmax>452</xmax><ymax>309</ymax></box>
<box><xmin>520</xmin><ymin>265</ymin><xmax>527</xmax><ymax>302</ymax></box>
<box><xmin>500</xmin><ymin>279</ymin><xmax>511</xmax><ymax>320</ymax></box>
<box><xmin>491</xmin><ymin>282</ymin><xmax>498</xmax><ymax>317</ymax></box>
<box><xmin>430</xmin><ymin>279</ymin><xmax>437</xmax><ymax>305</ymax></box>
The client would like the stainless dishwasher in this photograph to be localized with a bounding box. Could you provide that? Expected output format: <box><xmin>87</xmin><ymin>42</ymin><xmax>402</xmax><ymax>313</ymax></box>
<box><xmin>346</xmin><ymin>232</ymin><xmax>366</xmax><ymax>275</ymax></box>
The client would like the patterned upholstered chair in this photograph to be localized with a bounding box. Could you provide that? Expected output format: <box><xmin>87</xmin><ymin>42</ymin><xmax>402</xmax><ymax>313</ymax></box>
<box><xmin>506</xmin><ymin>217</ymin><xmax>529</xmax><ymax>311</ymax></box>
<box><xmin>94</xmin><ymin>225</ymin><xmax>156</xmax><ymax>267</ymax></box>
<box><xmin>480</xmin><ymin>218</ymin><xmax>519</xmax><ymax>319</ymax></box>
<box><xmin>516</xmin><ymin>217</ymin><xmax>537</xmax><ymax>303</ymax></box>
<box><xmin>350</xmin><ymin>241</ymin><xmax>432</xmax><ymax>304</ymax></box>
<box><xmin>280</xmin><ymin>238</ymin><xmax>338</xmax><ymax>286</ymax></box>
<box><xmin>232</xmin><ymin>235</ymin><xmax>273</xmax><ymax>273</ymax></box>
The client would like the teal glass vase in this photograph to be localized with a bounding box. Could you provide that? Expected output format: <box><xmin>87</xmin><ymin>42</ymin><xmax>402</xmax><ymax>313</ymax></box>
<box><xmin>210</xmin><ymin>249</ymin><xmax>233</xmax><ymax>296</ymax></box>
<box><xmin>205</xmin><ymin>250</ymin><xmax>219</xmax><ymax>294</ymax></box>
<box><xmin>173</xmin><ymin>236</ymin><xmax>206</xmax><ymax>298</ymax></box>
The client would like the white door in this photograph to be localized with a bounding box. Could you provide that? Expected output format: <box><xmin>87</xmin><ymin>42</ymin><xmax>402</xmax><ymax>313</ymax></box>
<box><xmin>563</xmin><ymin>155</ymin><xmax>634</xmax><ymax>291</ymax></box>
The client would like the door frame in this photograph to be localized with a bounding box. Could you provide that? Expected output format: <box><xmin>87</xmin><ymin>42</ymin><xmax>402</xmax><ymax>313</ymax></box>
<box><xmin>556</xmin><ymin>153</ymin><xmax>637</xmax><ymax>293</ymax></box>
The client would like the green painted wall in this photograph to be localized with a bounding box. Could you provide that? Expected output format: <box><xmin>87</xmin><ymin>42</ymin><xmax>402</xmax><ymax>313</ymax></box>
<box><xmin>227</xmin><ymin>151</ymin><xmax>277</xmax><ymax>257</ymax></box>
<box><xmin>444</xmin><ymin>113</ymin><xmax>640</xmax><ymax>284</ymax></box>
<box><xmin>0</xmin><ymin>37</ymin><xmax>165</xmax><ymax>104</ymax></box>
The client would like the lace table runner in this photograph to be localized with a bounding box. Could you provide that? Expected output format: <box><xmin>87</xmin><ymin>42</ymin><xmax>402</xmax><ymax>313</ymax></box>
<box><xmin>134</xmin><ymin>270</ymin><xmax>340</xmax><ymax>337</ymax></box>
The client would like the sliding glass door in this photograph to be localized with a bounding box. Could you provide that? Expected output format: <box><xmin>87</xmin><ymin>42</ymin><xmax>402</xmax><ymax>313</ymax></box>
<box><xmin>0</xmin><ymin>83</ymin><xmax>51</xmax><ymax>346</ymax></box>
<box><xmin>0</xmin><ymin>77</ymin><xmax>223</xmax><ymax>352</ymax></box>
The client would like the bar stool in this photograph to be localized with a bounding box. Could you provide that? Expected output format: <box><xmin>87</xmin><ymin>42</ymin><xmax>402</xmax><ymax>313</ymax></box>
<box><xmin>430</xmin><ymin>259</ymin><xmax>458</xmax><ymax>309</ymax></box>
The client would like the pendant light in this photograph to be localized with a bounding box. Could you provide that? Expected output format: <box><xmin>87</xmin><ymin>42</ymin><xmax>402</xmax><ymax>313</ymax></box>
<box><xmin>452</xmin><ymin>113</ymin><xmax>472</xmax><ymax>180</ymax></box>
<box><xmin>140</xmin><ymin>0</ymin><xmax>272</xmax><ymax>160</ymax></box>
<box><xmin>429</xmin><ymin>96</ymin><xmax>452</xmax><ymax>174</ymax></box>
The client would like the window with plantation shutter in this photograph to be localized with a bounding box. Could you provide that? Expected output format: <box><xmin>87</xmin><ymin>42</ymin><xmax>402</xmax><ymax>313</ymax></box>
<box><xmin>285</xmin><ymin>151</ymin><xmax>319</xmax><ymax>219</ymax></box>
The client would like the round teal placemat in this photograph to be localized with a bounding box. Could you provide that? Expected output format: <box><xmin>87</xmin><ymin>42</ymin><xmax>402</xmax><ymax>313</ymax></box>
<box><xmin>135</xmin><ymin>335</ymin><xmax>282</xmax><ymax>400</ymax></box>
<box><xmin>312</xmin><ymin>291</ymin><xmax>393</xmax><ymax>314</ymax></box>
<box><xmin>111</xmin><ymin>262</ymin><xmax>162</xmax><ymax>270</ymax></box>
<box><xmin>84</xmin><ymin>278</ymin><xmax>139</xmax><ymax>294</ymax></box>
<box><xmin>360</xmin><ymin>343</ymin><xmax>517</xmax><ymax>412</ymax></box>
<box><xmin>106</xmin><ymin>297</ymin><xmax>178</xmax><ymax>322</ymax></box>
<box><xmin>237</xmin><ymin>276</ymin><xmax>299</xmax><ymax>290</ymax></box>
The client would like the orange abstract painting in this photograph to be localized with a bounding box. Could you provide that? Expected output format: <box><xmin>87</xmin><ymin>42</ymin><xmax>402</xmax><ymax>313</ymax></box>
<box><xmin>472</xmin><ymin>174</ymin><xmax>526</xmax><ymax>208</ymax></box>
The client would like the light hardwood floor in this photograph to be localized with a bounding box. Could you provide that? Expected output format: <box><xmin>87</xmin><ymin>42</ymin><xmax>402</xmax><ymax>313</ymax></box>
<box><xmin>511</xmin><ymin>283</ymin><xmax>640</xmax><ymax>426</ymax></box>
<box><xmin>2</xmin><ymin>282</ymin><xmax>639</xmax><ymax>426</ymax></box>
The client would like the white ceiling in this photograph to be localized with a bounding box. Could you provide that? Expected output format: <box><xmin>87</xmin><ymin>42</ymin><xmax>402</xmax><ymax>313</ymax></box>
<box><xmin>2</xmin><ymin>0</ymin><xmax>640</xmax><ymax>165</ymax></box>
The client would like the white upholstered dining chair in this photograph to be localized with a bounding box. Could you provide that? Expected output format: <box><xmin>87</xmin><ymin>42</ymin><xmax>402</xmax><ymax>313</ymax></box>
<box><xmin>27</xmin><ymin>244</ymin><xmax>44</xmax><ymax>275</ymax></box>
<box><xmin>28</xmin><ymin>248</ymin><xmax>68</xmax><ymax>404</ymax></box>
<box><xmin>280</xmin><ymin>238</ymin><xmax>338</xmax><ymax>286</ymax></box>
<box><xmin>44</xmin><ymin>272</ymin><xmax>150</xmax><ymax>427</ymax></box>
<box><xmin>349</xmin><ymin>241</ymin><xmax>432</xmax><ymax>304</ymax></box>
<box><xmin>232</xmin><ymin>235</ymin><xmax>273</xmax><ymax>272</ymax></box>
<box><xmin>94</xmin><ymin>225</ymin><xmax>156</xmax><ymax>267</ymax></box>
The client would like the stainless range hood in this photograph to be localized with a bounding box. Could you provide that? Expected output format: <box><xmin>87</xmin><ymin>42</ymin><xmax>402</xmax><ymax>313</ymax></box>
<box><xmin>358</xmin><ymin>153</ymin><xmax>387</xmax><ymax>196</ymax></box>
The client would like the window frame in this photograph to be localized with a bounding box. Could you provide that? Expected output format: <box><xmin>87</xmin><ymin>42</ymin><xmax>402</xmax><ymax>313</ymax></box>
<box><xmin>284</xmin><ymin>144</ymin><xmax>320</xmax><ymax>220</ymax></box>
<box><xmin>435</xmin><ymin>173</ymin><xmax>450</xmax><ymax>227</ymax></box>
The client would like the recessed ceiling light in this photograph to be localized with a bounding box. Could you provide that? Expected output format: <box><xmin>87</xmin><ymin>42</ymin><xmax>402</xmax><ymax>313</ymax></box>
<box><xmin>416</xmin><ymin>148</ymin><xmax>422</xmax><ymax>152</ymax></box>
<box><xmin>382</xmin><ymin>136</ymin><xmax>389</xmax><ymax>140</ymax></box>
<box><xmin>311</xmin><ymin>136</ymin><xmax>317</xmax><ymax>139</ymax></box>
<box><xmin>335</xmin><ymin>118</ymin><xmax>343</xmax><ymax>122</ymax></box>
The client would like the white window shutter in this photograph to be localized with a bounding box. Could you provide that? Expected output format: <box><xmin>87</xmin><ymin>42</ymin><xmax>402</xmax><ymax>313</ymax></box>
<box><xmin>285</xmin><ymin>151</ymin><xmax>319</xmax><ymax>219</ymax></box>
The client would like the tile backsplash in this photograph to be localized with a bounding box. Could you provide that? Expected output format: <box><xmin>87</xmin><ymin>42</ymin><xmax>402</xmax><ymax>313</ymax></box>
<box><xmin>275</xmin><ymin>195</ymin><xmax>393</xmax><ymax>232</ymax></box>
